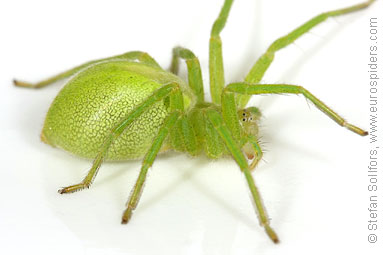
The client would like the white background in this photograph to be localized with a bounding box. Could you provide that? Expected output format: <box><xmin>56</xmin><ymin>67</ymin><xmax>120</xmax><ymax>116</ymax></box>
<box><xmin>0</xmin><ymin>0</ymin><xmax>381</xmax><ymax>254</ymax></box>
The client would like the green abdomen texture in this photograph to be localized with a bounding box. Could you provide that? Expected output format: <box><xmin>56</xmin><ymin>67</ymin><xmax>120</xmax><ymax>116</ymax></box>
<box><xmin>42</xmin><ymin>61</ymin><xmax>182</xmax><ymax>160</ymax></box>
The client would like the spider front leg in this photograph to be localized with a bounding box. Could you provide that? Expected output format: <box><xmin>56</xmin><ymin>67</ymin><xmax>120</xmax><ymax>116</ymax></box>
<box><xmin>59</xmin><ymin>83</ymin><xmax>182</xmax><ymax>194</ymax></box>
<box><xmin>225</xmin><ymin>82</ymin><xmax>368</xmax><ymax>136</ymax></box>
<box><xmin>237</xmin><ymin>0</ymin><xmax>376</xmax><ymax>108</ymax></box>
<box><xmin>206</xmin><ymin>109</ymin><xmax>279</xmax><ymax>244</ymax></box>
<box><xmin>14</xmin><ymin>51</ymin><xmax>161</xmax><ymax>88</ymax></box>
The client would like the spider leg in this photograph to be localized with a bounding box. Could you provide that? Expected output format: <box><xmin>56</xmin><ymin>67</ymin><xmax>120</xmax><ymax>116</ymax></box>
<box><xmin>209</xmin><ymin>0</ymin><xmax>234</xmax><ymax>105</ymax></box>
<box><xmin>221</xmin><ymin>90</ymin><xmax>242</xmax><ymax>141</ymax></box>
<box><xmin>122</xmin><ymin>83</ymin><xmax>186</xmax><ymax>223</ymax></box>
<box><xmin>237</xmin><ymin>0</ymin><xmax>376</xmax><ymax>108</ymax></box>
<box><xmin>179</xmin><ymin>115</ymin><xmax>199</xmax><ymax>155</ymax></box>
<box><xmin>121</xmin><ymin>111</ymin><xmax>181</xmax><ymax>223</ymax></box>
<box><xmin>58</xmin><ymin>82</ymin><xmax>183</xmax><ymax>194</ymax></box>
<box><xmin>206</xmin><ymin>109</ymin><xmax>279</xmax><ymax>244</ymax></box>
<box><xmin>225</xmin><ymin>82</ymin><xmax>368</xmax><ymax>136</ymax></box>
<box><xmin>13</xmin><ymin>51</ymin><xmax>161</xmax><ymax>88</ymax></box>
<box><xmin>169</xmin><ymin>47</ymin><xmax>204</xmax><ymax>103</ymax></box>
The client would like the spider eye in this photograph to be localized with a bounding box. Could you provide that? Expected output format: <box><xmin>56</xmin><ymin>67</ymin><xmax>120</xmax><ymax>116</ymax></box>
<box><xmin>242</xmin><ymin>118</ymin><xmax>246</xmax><ymax>121</ymax></box>
<box><xmin>242</xmin><ymin>113</ymin><xmax>246</xmax><ymax>116</ymax></box>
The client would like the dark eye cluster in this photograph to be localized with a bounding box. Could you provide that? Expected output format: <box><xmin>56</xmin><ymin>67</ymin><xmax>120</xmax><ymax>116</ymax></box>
<box><xmin>241</xmin><ymin>111</ymin><xmax>253</xmax><ymax>122</ymax></box>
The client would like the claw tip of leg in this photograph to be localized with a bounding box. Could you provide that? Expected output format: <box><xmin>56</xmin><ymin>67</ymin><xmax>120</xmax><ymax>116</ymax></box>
<box><xmin>121</xmin><ymin>210</ymin><xmax>132</xmax><ymax>224</ymax></box>
<box><xmin>265</xmin><ymin>225</ymin><xmax>280</xmax><ymax>244</ymax></box>
<box><xmin>272</xmin><ymin>237</ymin><xmax>280</xmax><ymax>244</ymax></box>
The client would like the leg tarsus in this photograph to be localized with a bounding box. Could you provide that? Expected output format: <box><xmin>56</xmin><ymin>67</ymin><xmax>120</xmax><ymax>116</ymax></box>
<box><xmin>58</xmin><ymin>183</ymin><xmax>90</xmax><ymax>194</ymax></box>
<box><xmin>343</xmin><ymin>123</ymin><xmax>368</xmax><ymax>136</ymax></box>
<box><xmin>58</xmin><ymin>154</ymin><xmax>104</xmax><ymax>194</ymax></box>
<box><xmin>13</xmin><ymin>79</ymin><xmax>40</xmax><ymax>88</ymax></box>
<box><xmin>121</xmin><ymin>209</ymin><xmax>132</xmax><ymax>224</ymax></box>
<box><xmin>265</xmin><ymin>225</ymin><xmax>280</xmax><ymax>244</ymax></box>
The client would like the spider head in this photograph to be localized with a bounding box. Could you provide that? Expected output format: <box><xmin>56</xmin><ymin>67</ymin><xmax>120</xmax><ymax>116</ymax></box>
<box><xmin>238</xmin><ymin>106</ymin><xmax>261</xmax><ymax>137</ymax></box>
<box><xmin>238</xmin><ymin>106</ymin><xmax>262</xmax><ymax>161</ymax></box>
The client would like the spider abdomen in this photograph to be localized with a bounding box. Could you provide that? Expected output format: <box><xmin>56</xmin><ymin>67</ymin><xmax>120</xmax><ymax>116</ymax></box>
<box><xmin>41</xmin><ymin>61</ymin><xmax>190</xmax><ymax>160</ymax></box>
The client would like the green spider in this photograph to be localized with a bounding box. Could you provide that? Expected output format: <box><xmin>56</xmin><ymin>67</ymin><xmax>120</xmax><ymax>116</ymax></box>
<box><xmin>14</xmin><ymin>0</ymin><xmax>373</xmax><ymax>244</ymax></box>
